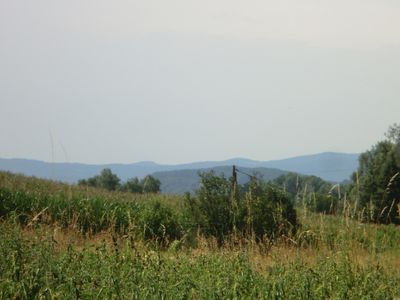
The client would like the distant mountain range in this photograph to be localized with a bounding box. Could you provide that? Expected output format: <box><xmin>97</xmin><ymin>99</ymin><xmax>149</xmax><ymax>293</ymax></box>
<box><xmin>0</xmin><ymin>152</ymin><xmax>359</xmax><ymax>193</ymax></box>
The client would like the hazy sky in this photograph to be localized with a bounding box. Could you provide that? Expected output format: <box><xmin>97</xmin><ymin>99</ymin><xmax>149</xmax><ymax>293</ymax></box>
<box><xmin>1</xmin><ymin>0</ymin><xmax>399</xmax><ymax>164</ymax></box>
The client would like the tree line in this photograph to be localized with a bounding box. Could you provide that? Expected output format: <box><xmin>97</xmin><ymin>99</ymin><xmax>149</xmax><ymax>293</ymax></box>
<box><xmin>78</xmin><ymin>169</ymin><xmax>161</xmax><ymax>194</ymax></box>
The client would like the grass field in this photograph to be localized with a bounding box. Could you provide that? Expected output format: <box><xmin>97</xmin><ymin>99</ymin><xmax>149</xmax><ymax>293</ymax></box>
<box><xmin>1</xmin><ymin>171</ymin><xmax>400</xmax><ymax>299</ymax></box>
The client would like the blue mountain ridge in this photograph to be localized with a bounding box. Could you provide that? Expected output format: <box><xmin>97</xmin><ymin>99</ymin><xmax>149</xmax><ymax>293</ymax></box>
<box><xmin>0</xmin><ymin>152</ymin><xmax>359</xmax><ymax>193</ymax></box>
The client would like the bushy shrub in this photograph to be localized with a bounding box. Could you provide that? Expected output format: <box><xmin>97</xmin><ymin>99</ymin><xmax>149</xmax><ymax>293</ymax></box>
<box><xmin>313</xmin><ymin>193</ymin><xmax>338</xmax><ymax>214</ymax></box>
<box><xmin>190</xmin><ymin>172</ymin><xmax>232</xmax><ymax>244</ymax></box>
<box><xmin>186</xmin><ymin>171</ymin><xmax>297</xmax><ymax>244</ymax></box>
<box><xmin>242</xmin><ymin>180</ymin><xmax>297</xmax><ymax>240</ymax></box>
<box><xmin>137</xmin><ymin>200</ymin><xmax>181</xmax><ymax>243</ymax></box>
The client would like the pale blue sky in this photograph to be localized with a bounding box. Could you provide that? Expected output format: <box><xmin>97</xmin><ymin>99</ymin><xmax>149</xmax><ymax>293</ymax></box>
<box><xmin>1</xmin><ymin>0</ymin><xmax>399</xmax><ymax>164</ymax></box>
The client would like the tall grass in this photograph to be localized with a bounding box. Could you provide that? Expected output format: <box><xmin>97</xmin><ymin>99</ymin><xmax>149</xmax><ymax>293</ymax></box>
<box><xmin>1</xmin><ymin>171</ymin><xmax>400</xmax><ymax>299</ymax></box>
<box><xmin>0</xmin><ymin>220</ymin><xmax>399</xmax><ymax>299</ymax></box>
<box><xmin>0</xmin><ymin>172</ymin><xmax>184</xmax><ymax>240</ymax></box>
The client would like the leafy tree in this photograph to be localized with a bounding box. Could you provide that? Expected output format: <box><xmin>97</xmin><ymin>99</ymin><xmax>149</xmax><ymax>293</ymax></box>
<box><xmin>313</xmin><ymin>193</ymin><xmax>338</xmax><ymax>214</ymax></box>
<box><xmin>141</xmin><ymin>175</ymin><xmax>161</xmax><ymax>193</ymax></box>
<box><xmin>385</xmin><ymin>123</ymin><xmax>400</xmax><ymax>144</ymax></box>
<box><xmin>186</xmin><ymin>171</ymin><xmax>297</xmax><ymax>245</ymax></box>
<box><xmin>272</xmin><ymin>173</ymin><xmax>342</xmax><ymax>215</ymax></box>
<box><xmin>97</xmin><ymin>168</ymin><xmax>120</xmax><ymax>191</ymax></box>
<box><xmin>193</xmin><ymin>171</ymin><xmax>232</xmax><ymax>244</ymax></box>
<box><xmin>273</xmin><ymin>172</ymin><xmax>332</xmax><ymax>201</ymax></box>
<box><xmin>354</xmin><ymin>124</ymin><xmax>400</xmax><ymax>224</ymax></box>
<box><xmin>87</xmin><ymin>176</ymin><xmax>99</xmax><ymax>187</ymax></box>
<box><xmin>78</xmin><ymin>168</ymin><xmax>120</xmax><ymax>191</ymax></box>
<box><xmin>121</xmin><ymin>177</ymin><xmax>143</xmax><ymax>193</ymax></box>
<box><xmin>243</xmin><ymin>179</ymin><xmax>297</xmax><ymax>240</ymax></box>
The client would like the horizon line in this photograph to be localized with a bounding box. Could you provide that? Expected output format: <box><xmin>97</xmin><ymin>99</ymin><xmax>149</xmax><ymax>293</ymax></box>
<box><xmin>0</xmin><ymin>151</ymin><xmax>360</xmax><ymax>166</ymax></box>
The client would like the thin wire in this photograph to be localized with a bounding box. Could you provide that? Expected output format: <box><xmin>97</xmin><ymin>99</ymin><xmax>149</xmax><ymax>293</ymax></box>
<box><xmin>236</xmin><ymin>168</ymin><xmax>259</xmax><ymax>180</ymax></box>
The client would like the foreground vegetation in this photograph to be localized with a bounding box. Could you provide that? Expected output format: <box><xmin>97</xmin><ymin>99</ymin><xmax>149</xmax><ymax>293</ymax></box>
<box><xmin>1</xmin><ymin>218</ymin><xmax>400</xmax><ymax>299</ymax></box>
<box><xmin>0</xmin><ymin>125</ymin><xmax>399</xmax><ymax>298</ymax></box>
<box><xmin>1</xmin><ymin>171</ymin><xmax>400</xmax><ymax>299</ymax></box>
<box><xmin>0</xmin><ymin>169</ymin><xmax>298</xmax><ymax>245</ymax></box>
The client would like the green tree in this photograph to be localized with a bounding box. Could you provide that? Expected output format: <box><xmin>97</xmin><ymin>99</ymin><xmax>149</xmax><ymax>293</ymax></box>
<box><xmin>121</xmin><ymin>177</ymin><xmax>143</xmax><ymax>193</ymax></box>
<box><xmin>195</xmin><ymin>171</ymin><xmax>232</xmax><ymax>244</ymax></box>
<box><xmin>97</xmin><ymin>168</ymin><xmax>120</xmax><ymax>191</ymax></box>
<box><xmin>186</xmin><ymin>171</ymin><xmax>297</xmax><ymax>245</ymax></box>
<box><xmin>273</xmin><ymin>172</ymin><xmax>331</xmax><ymax>201</ymax></box>
<box><xmin>141</xmin><ymin>175</ymin><xmax>161</xmax><ymax>193</ymax></box>
<box><xmin>354</xmin><ymin>124</ymin><xmax>400</xmax><ymax>224</ymax></box>
<box><xmin>87</xmin><ymin>176</ymin><xmax>99</xmax><ymax>187</ymax></box>
<box><xmin>243</xmin><ymin>179</ymin><xmax>297</xmax><ymax>240</ymax></box>
<box><xmin>78</xmin><ymin>168</ymin><xmax>120</xmax><ymax>191</ymax></box>
<box><xmin>385</xmin><ymin>123</ymin><xmax>400</xmax><ymax>144</ymax></box>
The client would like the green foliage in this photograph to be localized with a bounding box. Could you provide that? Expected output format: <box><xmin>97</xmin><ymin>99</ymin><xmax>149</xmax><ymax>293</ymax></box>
<box><xmin>137</xmin><ymin>200</ymin><xmax>181</xmax><ymax>242</ymax></box>
<box><xmin>244</xmin><ymin>180</ymin><xmax>297</xmax><ymax>240</ymax></box>
<box><xmin>273</xmin><ymin>173</ymin><xmax>351</xmax><ymax>217</ymax></box>
<box><xmin>141</xmin><ymin>175</ymin><xmax>161</xmax><ymax>193</ymax></box>
<box><xmin>298</xmin><ymin>191</ymin><xmax>341</xmax><ymax>215</ymax></box>
<box><xmin>188</xmin><ymin>172</ymin><xmax>232</xmax><ymax>244</ymax></box>
<box><xmin>1</xmin><ymin>221</ymin><xmax>400</xmax><ymax>299</ymax></box>
<box><xmin>273</xmin><ymin>172</ymin><xmax>332</xmax><ymax>201</ymax></box>
<box><xmin>186</xmin><ymin>171</ymin><xmax>297</xmax><ymax>244</ymax></box>
<box><xmin>0</xmin><ymin>184</ymin><xmax>181</xmax><ymax>242</ymax></box>
<box><xmin>119</xmin><ymin>177</ymin><xmax>142</xmax><ymax>193</ymax></box>
<box><xmin>98</xmin><ymin>168</ymin><xmax>120</xmax><ymax>191</ymax></box>
<box><xmin>78</xmin><ymin>168</ymin><xmax>120</xmax><ymax>191</ymax></box>
<box><xmin>385</xmin><ymin>123</ymin><xmax>400</xmax><ymax>144</ymax></box>
<box><xmin>314</xmin><ymin>193</ymin><xmax>338</xmax><ymax>214</ymax></box>
<box><xmin>79</xmin><ymin>170</ymin><xmax>161</xmax><ymax>194</ymax></box>
<box><xmin>1</xmin><ymin>171</ymin><xmax>400</xmax><ymax>298</ymax></box>
<box><xmin>354</xmin><ymin>124</ymin><xmax>400</xmax><ymax>224</ymax></box>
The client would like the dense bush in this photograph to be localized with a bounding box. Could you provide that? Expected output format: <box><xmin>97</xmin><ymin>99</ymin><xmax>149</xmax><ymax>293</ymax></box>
<box><xmin>186</xmin><ymin>171</ymin><xmax>297</xmax><ymax>244</ymax></box>
<box><xmin>137</xmin><ymin>200</ymin><xmax>181</xmax><ymax>242</ymax></box>
<box><xmin>185</xmin><ymin>172</ymin><xmax>232</xmax><ymax>244</ymax></box>
<box><xmin>141</xmin><ymin>175</ymin><xmax>161</xmax><ymax>193</ymax></box>
<box><xmin>312</xmin><ymin>193</ymin><xmax>339</xmax><ymax>214</ymax></box>
<box><xmin>273</xmin><ymin>172</ymin><xmax>332</xmax><ymax>201</ymax></box>
<box><xmin>244</xmin><ymin>180</ymin><xmax>297</xmax><ymax>240</ymax></box>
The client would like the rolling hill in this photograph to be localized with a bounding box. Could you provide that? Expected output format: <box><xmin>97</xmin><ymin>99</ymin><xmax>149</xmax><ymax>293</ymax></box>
<box><xmin>0</xmin><ymin>152</ymin><xmax>359</xmax><ymax>193</ymax></box>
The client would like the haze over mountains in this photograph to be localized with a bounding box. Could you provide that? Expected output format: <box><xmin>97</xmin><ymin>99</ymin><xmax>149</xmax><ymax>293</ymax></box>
<box><xmin>0</xmin><ymin>152</ymin><xmax>359</xmax><ymax>193</ymax></box>
<box><xmin>152</xmin><ymin>166</ymin><xmax>289</xmax><ymax>194</ymax></box>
